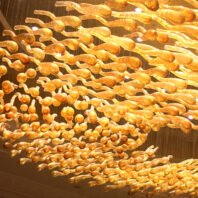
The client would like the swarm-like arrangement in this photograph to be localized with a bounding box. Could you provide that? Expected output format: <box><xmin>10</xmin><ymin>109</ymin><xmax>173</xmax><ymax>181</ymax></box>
<box><xmin>0</xmin><ymin>0</ymin><xmax>198</xmax><ymax>196</ymax></box>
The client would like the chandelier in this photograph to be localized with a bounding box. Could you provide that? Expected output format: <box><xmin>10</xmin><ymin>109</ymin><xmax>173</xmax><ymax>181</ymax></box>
<box><xmin>0</xmin><ymin>0</ymin><xmax>198</xmax><ymax>196</ymax></box>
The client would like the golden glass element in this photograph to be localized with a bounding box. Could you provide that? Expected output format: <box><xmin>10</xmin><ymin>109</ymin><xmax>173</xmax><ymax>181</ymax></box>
<box><xmin>0</xmin><ymin>0</ymin><xmax>198</xmax><ymax>196</ymax></box>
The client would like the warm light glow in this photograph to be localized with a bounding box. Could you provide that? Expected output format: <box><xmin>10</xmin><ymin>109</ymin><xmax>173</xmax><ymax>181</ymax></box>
<box><xmin>134</xmin><ymin>8</ymin><xmax>142</xmax><ymax>13</ymax></box>
<box><xmin>136</xmin><ymin>37</ymin><xmax>143</xmax><ymax>42</ymax></box>
<box><xmin>0</xmin><ymin>0</ymin><xmax>198</xmax><ymax>196</ymax></box>
<box><xmin>31</xmin><ymin>26</ymin><xmax>39</xmax><ymax>31</ymax></box>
